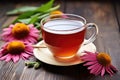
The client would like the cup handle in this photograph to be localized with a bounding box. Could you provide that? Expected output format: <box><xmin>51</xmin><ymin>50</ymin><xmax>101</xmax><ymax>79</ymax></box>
<box><xmin>83</xmin><ymin>23</ymin><xmax>99</xmax><ymax>45</ymax></box>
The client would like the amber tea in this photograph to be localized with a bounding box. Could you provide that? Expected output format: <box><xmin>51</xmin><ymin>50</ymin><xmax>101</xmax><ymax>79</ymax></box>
<box><xmin>42</xmin><ymin>19</ymin><xmax>86</xmax><ymax>59</ymax></box>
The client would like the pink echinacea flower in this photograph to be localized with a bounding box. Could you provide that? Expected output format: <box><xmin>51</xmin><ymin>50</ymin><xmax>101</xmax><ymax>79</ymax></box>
<box><xmin>1</xmin><ymin>23</ymin><xmax>39</xmax><ymax>44</ymax></box>
<box><xmin>0</xmin><ymin>40</ymin><xmax>33</xmax><ymax>63</ymax></box>
<box><xmin>81</xmin><ymin>51</ymin><xmax>117</xmax><ymax>76</ymax></box>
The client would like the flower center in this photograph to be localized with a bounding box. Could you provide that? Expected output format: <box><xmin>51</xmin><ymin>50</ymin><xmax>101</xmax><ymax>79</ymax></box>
<box><xmin>7</xmin><ymin>41</ymin><xmax>25</xmax><ymax>54</ymax></box>
<box><xmin>50</xmin><ymin>10</ymin><xmax>64</xmax><ymax>19</ymax></box>
<box><xmin>12</xmin><ymin>23</ymin><xmax>30</xmax><ymax>39</ymax></box>
<box><xmin>97</xmin><ymin>52</ymin><xmax>111</xmax><ymax>66</ymax></box>
<box><xmin>50</xmin><ymin>10</ymin><xmax>63</xmax><ymax>15</ymax></box>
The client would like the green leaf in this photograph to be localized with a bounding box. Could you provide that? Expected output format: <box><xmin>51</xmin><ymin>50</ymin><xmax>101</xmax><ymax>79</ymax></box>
<box><xmin>34</xmin><ymin>22</ymin><xmax>42</xmax><ymax>29</ymax></box>
<box><xmin>29</xmin><ymin>13</ymin><xmax>41</xmax><ymax>24</ymax></box>
<box><xmin>18</xmin><ymin>13</ymin><xmax>41</xmax><ymax>24</ymax></box>
<box><xmin>35</xmin><ymin>22</ymin><xmax>41</xmax><ymax>27</ymax></box>
<box><xmin>17</xmin><ymin>11</ymin><xmax>35</xmax><ymax>19</ymax></box>
<box><xmin>4</xmin><ymin>0</ymin><xmax>60</xmax><ymax>28</ymax></box>
<box><xmin>36</xmin><ymin>0</ymin><xmax>54</xmax><ymax>12</ymax></box>
<box><xmin>32</xmin><ymin>13</ymin><xmax>49</xmax><ymax>29</ymax></box>
<box><xmin>12</xmin><ymin>0</ymin><xmax>56</xmax><ymax>24</ymax></box>
<box><xmin>31</xmin><ymin>13</ymin><xmax>41</xmax><ymax>18</ymax></box>
<box><xmin>18</xmin><ymin>18</ymin><xmax>31</xmax><ymax>24</ymax></box>
<box><xmin>7</xmin><ymin>0</ymin><xmax>54</xmax><ymax>15</ymax></box>
<box><xmin>13</xmin><ymin>11</ymin><xmax>35</xmax><ymax>23</ymax></box>
<box><xmin>45</xmin><ymin>5</ymin><xmax>60</xmax><ymax>13</ymax></box>
<box><xmin>29</xmin><ymin>16</ymin><xmax>38</xmax><ymax>24</ymax></box>
<box><xmin>6</xmin><ymin>6</ymin><xmax>37</xmax><ymax>15</ymax></box>
<box><xmin>38</xmin><ymin>13</ymin><xmax>49</xmax><ymax>19</ymax></box>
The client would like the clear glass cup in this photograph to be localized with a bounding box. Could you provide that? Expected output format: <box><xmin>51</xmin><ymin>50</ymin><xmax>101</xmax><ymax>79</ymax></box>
<box><xmin>41</xmin><ymin>14</ymin><xmax>98</xmax><ymax>62</ymax></box>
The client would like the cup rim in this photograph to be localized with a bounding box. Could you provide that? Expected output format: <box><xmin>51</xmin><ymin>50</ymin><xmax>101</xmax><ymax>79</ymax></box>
<box><xmin>40</xmin><ymin>14</ymin><xmax>87</xmax><ymax>32</ymax></box>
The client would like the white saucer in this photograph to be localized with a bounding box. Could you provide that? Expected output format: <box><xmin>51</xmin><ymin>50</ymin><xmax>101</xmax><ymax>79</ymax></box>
<box><xmin>33</xmin><ymin>40</ymin><xmax>96</xmax><ymax>66</ymax></box>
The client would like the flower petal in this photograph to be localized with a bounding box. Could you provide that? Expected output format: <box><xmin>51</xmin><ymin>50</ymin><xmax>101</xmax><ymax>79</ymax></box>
<box><xmin>21</xmin><ymin>56</ymin><xmax>26</xmax><ymax>60</ymax></box>
<box><xmin>28</xmin><ymin>24</ymin><xmax>34</xmax><ymax>27</ymax></box>
<box><xmin>2</xmin><ymin>27</ymin><xmax>12</xmax><ymax>32</ymax></box>
<box><xmin>82</xmin><ymin>56</ymin><xmax>96</xmax><ymax>62</ymax></box>
<box><xmin>0</xmin><ymin>54</ymin><xmax>10</xmax><ymax>60</ymax></box>
<box><xmin>101</xmin><ymin>67</ymin><xmax>105</xmax><ymax>76</ymax></box>
<box><xmin>25</xmin><ymin>51</ymin><xmax>33</xmax><ymax>55</ymax></box>
<box><xmin>0</xmin><ymin>50</ymin><xmax>5</xmax><ymax>57</ymax></box>
<box><xmin>88</xmin><ymin>63</ymin><xmax>100</xmax><ymax>70</ymax></box>
<box><xmin>29</xmin><ymin>25</ymin><xmax>39</xmax><ymax>33</ymax></box>
<box><xmin>110</xmin><ymin>65</ymin><xmax>118</xmax><ymax>71</ymax></box>
<box><xmin>9</xmin><ymin>24</ymin><xmax>14</xmax><ymax>28</ymax></box>
<box><xmin>5</xmin><ymin>54</ymin><xmax>12</xmax><ymax>62</ymax></box>
<box><xmin>1</xmin><ymin>31</ymin><xmax>11</xmax><ymax>36</ymax></box>
<box><xmin>94</xmin><ymin>64</ymin><xmax>103</xmax><ymax>75</ymax></box>
<box><xmin>29</xmin><ymin>32</ymin><xmax>39</xmax><ymax>39</ymax></box>
<box><xmin>21</xmin><ymin>52</ymin><xmax>31</xmax><ymax>59</ymax></box>
<box><xmin>25</xmin><ymin>45</ymin><xmax>33</xmax><ymax>53</ymax></box>
<box><xmin>81</xmin><ymin>54</ymin><xmax>96</xmax><ymax>59</ymax></box>
<box><xmin>12</xmin><ymin>55</ymin><xmax>20</xmax><ymax>63</ymax></box>
<box><xmin>106</xmin><ymin>66</ymin><xmax>113</xmax><ymax>76</ymax></box>
<box><xmin>83</xmin><ymin>61</ymin><xmax>97</xmax><ymax>66</ymax></box>
<box><xmin>90</xmin><ymin>63</ymin><xmax>102</xmax><ymax>76</ymax></box>
<box><xmin>27</xmin><ymin>37</ymin><xmax>37</xmax><ymax>43</ymax></box>
<box><xmin>2</xmin><ymin>34</ymin><xmax>15</xmax><ymax>41</ymax></box>
<box><xmin>81</xmin><ymin>53</ymin><xmax>97</xmax><ymax>61</ymax></box>
<box><xmin>108</xmin><ymin>66</ymin><xmax>114</xmax><ymax>76</ymax></box>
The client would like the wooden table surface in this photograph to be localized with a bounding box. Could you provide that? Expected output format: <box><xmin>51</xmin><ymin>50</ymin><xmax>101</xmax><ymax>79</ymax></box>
<box><xmin>0</xmin><ymin>0</ymin><xmax>120</xmax><ymax>80</ymax></box>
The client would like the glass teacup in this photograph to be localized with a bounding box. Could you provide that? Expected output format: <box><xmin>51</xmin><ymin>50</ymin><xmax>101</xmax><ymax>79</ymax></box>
<box><xmin>41</xmin><ymin>14</ymin><xmax>98</xmax><ymax>62</ymax></box>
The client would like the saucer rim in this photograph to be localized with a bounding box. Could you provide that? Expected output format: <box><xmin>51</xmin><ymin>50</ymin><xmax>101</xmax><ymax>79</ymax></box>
<box><xmin>33</xmin><ymin>40</ymin><xmax>96</xmax><ymax>66</ymax></box>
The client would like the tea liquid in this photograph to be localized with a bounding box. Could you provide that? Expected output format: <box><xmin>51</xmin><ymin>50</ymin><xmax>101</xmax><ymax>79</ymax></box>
<box><xmin>42</xmin><ymin>19</ymin><xmax>86</xmax><ymax>59</ymax></box>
